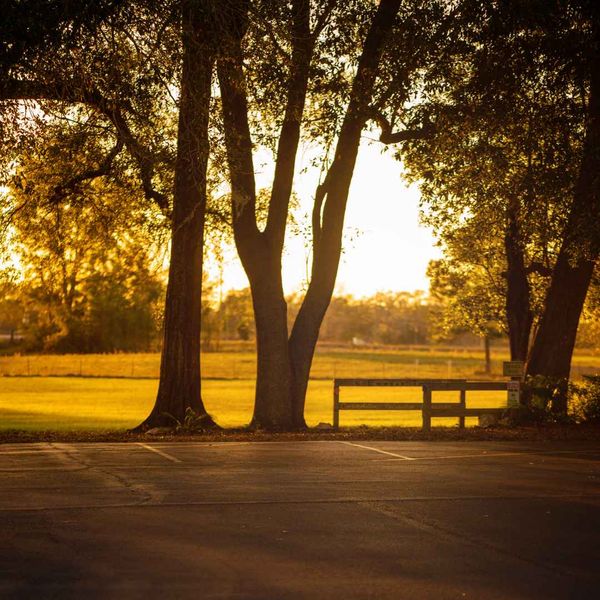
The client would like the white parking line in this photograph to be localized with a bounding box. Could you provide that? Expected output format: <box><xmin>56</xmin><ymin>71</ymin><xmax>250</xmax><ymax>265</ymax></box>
<box><xmin>0</xmin><ymin>449</ymin><xmax>65</xmax><ymax>455</ymax></box>
<box><xmin>378</xmin><ymin>449</ymin><xmax>600</xmax><ymax>462</ymax></box>
<box><xmin>136</xmin><ymin>443</ymin><xmax>182</xmax><ymax>463</ymax></box>
<box><xmin>340</xmin><ymin>441</ymin><xmax>416</xmax><ymax>460</ymax></box>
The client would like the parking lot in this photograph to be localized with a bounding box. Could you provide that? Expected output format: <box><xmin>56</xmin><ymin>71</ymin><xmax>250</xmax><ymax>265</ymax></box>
<box><xmin>1</xmin><ymin>440</ymin><xmax>599</xmax><ymax>598</ymax></box>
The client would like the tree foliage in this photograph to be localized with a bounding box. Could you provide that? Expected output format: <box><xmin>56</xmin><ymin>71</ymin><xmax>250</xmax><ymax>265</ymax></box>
<box><xmin>2</xmin><ymin>116</ymin><xmax>165</xmax><ymax>352</ymax></box>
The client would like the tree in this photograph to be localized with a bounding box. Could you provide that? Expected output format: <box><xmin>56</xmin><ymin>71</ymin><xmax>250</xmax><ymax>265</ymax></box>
<box><xmin>0</xmin><ymin>275</ymin><xmax>24</xmax><ymax>345</ymax></box>
<box><xmin>217</xmin><ymin>288</ymin><xmax>255</xmax><ymax>341</ymax></box>
<box><xmin>575</xmin><ymin>270</ymin><xmax>600</xmax><ymax>350</ymax></box>
<box><xmin>1</xmin><ymin>1</ymin><xmax>224</xmax><ymax>428</ymax></box>
<box><xmin>138</xmin><ymin>0</ymin><xmax>220</xmax><ymax>428</ymax></box>
<box><xmin>400</xmin><ymin>1</ymin><xmax>598</xmax><ymax>412</ymax></box>
<box><xmin>525</xmin><ymin>2</ymin><xmax>600</xmax><ymax>412</ymax></box>
<box><xmin>402</xmin><ymin>5</ymin><xmax>584</xmax><ymax>363</ymax></box>
<box><xmin>217</xmin><ymin>0</ymin><xmax>446</xmax><ymax>429</ymax></box>
<box><xmin>3</xmin><ymin>117</ymin><xmax>165</xmax><ymax>352</ymax></box>
<box><xmin>299</xmin><ymin>291</ymin><xmax>430</xmax><ymax>346</ymax></box>
<box><xmin>427</xmin><ymin>257</ymin><xmax>504</xmax><ymax>374</ymax></box>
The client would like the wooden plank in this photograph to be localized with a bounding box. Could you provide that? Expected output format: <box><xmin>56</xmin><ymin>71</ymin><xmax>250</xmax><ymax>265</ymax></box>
<box><xmin>429</xmin><ymin>402</ymin><xmax>463</xmax><ymax>410</ymax></box>
<box><xmin>334</xmin><ymin>378</ymin><xmax>465</xmax><ymax>387</ymax></box>
<box><xmin>430</xmin><ymin>408</ymin><xmax>505</xmax><ymax>417</ymax></box>
<box><xmin>422</xmin><ymin>386</ymin><xmax>431</xmax><ymax>432</ymax></box>
<box><xmin>427</xmin><ymin>381</ymin><xmax>508</xmax><ymax>391</ymax></box>
<box><xmin>333</xmin><ymin>382</ymin><xmax>340</xmax><ymax>429</ymax></box>
<box><xmin>462</xmin><ymin>381</ymin><xmax>508</xmax><ymax>391</ymax></box>
<box><xmin>428</xmin><ymin>381</ymin><xmax>469</xmax><ymax>391</ymax></box>
<box><xmin>459</xmin><ymin>389</ymin><xmax>466</xmax><ymax>429</ymax></box>
<box><xmin>337</xmin><ymin>402</ymin><xmax>423</xmax><ymax>411</ymax></box>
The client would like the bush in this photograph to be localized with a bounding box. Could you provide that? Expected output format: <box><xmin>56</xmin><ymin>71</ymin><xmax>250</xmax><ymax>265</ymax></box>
<box><xmin>516</xmin><ymin>375</ymin><xmax>572</xmax><ymax>423</ymax></box>
<box><xmin>569</xmin><ymin>375</ymin><xmax>600</xmax><ymax>424</ymax></box>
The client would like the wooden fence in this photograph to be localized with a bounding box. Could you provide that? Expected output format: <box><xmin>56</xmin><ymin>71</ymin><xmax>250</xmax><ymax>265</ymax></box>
<box><xmin>333</xmin><ymin>378</ymin><xmax>511</xmax><ymax>431</ymax></box>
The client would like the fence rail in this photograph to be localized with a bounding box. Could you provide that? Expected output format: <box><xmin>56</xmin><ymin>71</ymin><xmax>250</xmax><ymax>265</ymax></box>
<box><xmin>333</xmin><ymin>378</ymin><xmax>511</xmax><ymax>430</ymax></box>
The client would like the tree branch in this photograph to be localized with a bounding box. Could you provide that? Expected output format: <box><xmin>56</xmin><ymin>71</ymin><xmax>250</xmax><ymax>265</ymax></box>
<box><xmin>311</xmin><ymin>172</ymin><xmax>330</xmax><ymax>255</ymax></box>
<box><xmin>369</xmin><ymin>110</ymin><xmax>435</xmax><ymax>144</ymax></box>
<box><xmin>48</xmin><ymin>137</ymin><xmax>124</xmax><ymax>205</ymax></box>
<box><xmin>311</xmin><ymin>0</ymin><xmax>337</xmax><ymax>40</ymax></box>
<box><xmin>216</xmin><ymin>3</ymin><xmax>261</xmax><ymax>252</ymax></box>
<box><xmin>2</xmin><ymin>78</ymin><xmax>170</xmax><ymax>214</ymax></box>
<box><xmin>265</xmin><ymin>0</ymin><xmax>313</xmax><ymax>248</ymax></box>
<box><xmin>107</xmin><ymin>104</ymin><xmax>170</xmax><ymax>214</ymax></box>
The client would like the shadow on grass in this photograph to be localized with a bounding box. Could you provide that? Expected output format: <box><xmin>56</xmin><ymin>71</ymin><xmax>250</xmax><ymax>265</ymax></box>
<box><xmin>0</xmin><ymin>408</ymin><xmax>138</xmax><ymax>431</ymax></box>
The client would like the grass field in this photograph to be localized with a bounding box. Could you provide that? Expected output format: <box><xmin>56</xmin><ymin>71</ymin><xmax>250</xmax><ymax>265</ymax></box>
<box><xmin>2</xmin><ymin>346</ymin><xmax>599</xmax><ymax>380</ymax></box>
<box><xmin>0</xmin><ymin>377</ymin><xmax>508</xmax><ymax>430</ymax></box>
<box><xmin>0</xmin><ymin>346</ymin><xmax>598</xmax><ymax>431</ymax></box>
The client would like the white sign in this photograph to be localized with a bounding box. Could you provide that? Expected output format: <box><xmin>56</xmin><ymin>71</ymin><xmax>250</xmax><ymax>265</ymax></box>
<box><xmin>507</xmin><ymin>381</ymin><xmax>520</xmax><ymax>407</ymax></box>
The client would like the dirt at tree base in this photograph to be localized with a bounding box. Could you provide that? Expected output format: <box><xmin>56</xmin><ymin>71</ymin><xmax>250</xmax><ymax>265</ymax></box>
<box><xmin>1</xmin><ymin>424</ymin><xmax>598</xmax><ymax>445</ymax></box>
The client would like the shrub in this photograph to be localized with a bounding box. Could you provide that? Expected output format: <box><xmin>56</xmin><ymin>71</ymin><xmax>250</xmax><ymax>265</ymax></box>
<box><xmin>569</xmin><ymin>375</ymin><xmax>600</xmax><ymax>424</ymax></box>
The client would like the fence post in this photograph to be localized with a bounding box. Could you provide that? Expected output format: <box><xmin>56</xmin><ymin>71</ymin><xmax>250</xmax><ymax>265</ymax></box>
<box><xmin>422</xmin><ymin>384</ymin><xmax>431</xmax><ymax>432</ymax></box>
<box><xmin>333</xmin><ymin>380</ymin><xmax>340</xmax><ymax>429</ymax></box>
<box><xmin>459</xmin><ymin>388</ymin><xmax>466</xmax><ymax>429</ymax></box>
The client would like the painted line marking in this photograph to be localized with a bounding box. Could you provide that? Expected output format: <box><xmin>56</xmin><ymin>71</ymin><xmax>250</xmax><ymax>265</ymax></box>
<box><xmin>136</xmin><ymin>443</ymin><xmax>182</xmax><ymax>463</ymax></box>
<box><xmin>155</xmin><ymin>442</ymin><xmax>252</xmax><ymax>448</ymax></box>
<box><xmin>0</xmin><ymin>449</ymin><xmax>68</xmax><ymax>455</ymax></box>
<box><xmin>340</xmin><ymin>441</ymin><xmax>416</xmax><ymax>460</ymax></box>
<box><xmin>378</xmin><ymin>449</ymin><xmax>600</xmax><ymax>462</ymax></box>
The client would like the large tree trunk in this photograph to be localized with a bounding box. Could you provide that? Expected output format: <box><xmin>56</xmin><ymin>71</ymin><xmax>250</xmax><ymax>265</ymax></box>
<box><xmin>526</xmin><ymin>34</ymin><xmax>600</xmax><ymax>414</ymax></box>
<box><xmin>526</xmin><ymin>257</ymin><xmax>595</xmax><ymax>406</ymax></box>
<box><xmin>504</xmin><ymin>197</ymin><xmax>532</xmax><ymax>362</ymax></box>
<box><xmin>217</xmin><ymin>0</ymin><xmax>310</xmax><ymax>430</ymax></box>
<box><xmin>289</xmin><ymin>0</ymin><xmax>402</xmax><ymax>426</ymax></box>
<box><xmin>248</xmin><ymin>263</ymin><xmax>293</xmax><ymax>429</ymax></box>
<box><xmin>138</xmin><ymin>2</ymin><xmax>217</xmax><ymax>429</ymax></box>
<box><xmin>218</xmin><ymin>0</ymin><xmax>401</xmax><ymax>430</ymax></box>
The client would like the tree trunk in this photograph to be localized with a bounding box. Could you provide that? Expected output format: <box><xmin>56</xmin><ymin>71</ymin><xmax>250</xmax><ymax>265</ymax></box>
<box><xmin>218</xmin><ymin>0</ymin><xmax>401</xmax><ymax>429</ymax></box>
<box><xmin>526</xmin><ymin>34</ymin><xmax>600</xmax><ymax>414</ymax></box>
<box><xmin>504</xmin><ymin>197</ymin><xmax>532</xmax><ymax>362</ymax></box>
<box><xmin>289</xmin><ymin>0</ymin><xmax>402</xmax><ymax>426</ymax></box>
<box><xmin>249</xmin><ymin>264</ymin><xmax>293</xmax><ymax>429</ymax></box>
<box><xmin>217</xmin><ymin>0</ymin><xmax>310</xmax><ymax>430</ymax></box>
<box><xmin>526</xmin><ymin>256</ymin><xmax>596</xmax><ymax>412</ymax></box>
<box><xmin>289</xmin><ymin>269</ymin><xmax>336</xmax><ymax>427</ymax></box>
<box><xmin>483</xmin><ymin>334</ymin><xmax>491</xmax><ymax>375</ymax></box>
<box><xmin>137</xmin><ymin>2</ymin><xmax>217</xmax><ymax>430</ymax></box>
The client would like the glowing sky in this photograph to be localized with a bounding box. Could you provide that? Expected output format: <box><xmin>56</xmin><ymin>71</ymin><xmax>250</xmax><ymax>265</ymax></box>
<box><xmin>214</xmin><ymin>139</ymin><xmax>441</xmax><ymax>297</ymax></box>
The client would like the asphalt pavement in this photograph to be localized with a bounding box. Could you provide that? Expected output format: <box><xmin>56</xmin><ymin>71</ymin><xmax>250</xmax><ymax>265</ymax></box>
<box><xmin>1</xmin><ymin>440</ymin><xmax>599</xmax><ymax>599</ymax></box>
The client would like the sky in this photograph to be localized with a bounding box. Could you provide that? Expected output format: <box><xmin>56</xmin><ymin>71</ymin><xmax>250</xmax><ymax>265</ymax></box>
<box><xmin>213</xmin><ymin>139</ymin><xmax>441</xmax><ymax>298</ymax></box>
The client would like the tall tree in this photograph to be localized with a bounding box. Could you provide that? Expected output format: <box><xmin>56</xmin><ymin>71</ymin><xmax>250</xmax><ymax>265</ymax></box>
<box><xmin>138</xmin><ymin>0</ymin><xmax>220</xmax><ymax>428</ymax></box>
<box><xmin>400</xmin><ymin>0</ymin><xmax>597</xmax><ymax>404</ymax></box>
<box><xmin>216</xmin><ymin>0</ymin><xmax>435</xmax><ymax>429</ymax></box>
<box><xmin>1</xmin><ymin>1</ymin><xmax>223</xmax><ymax>428</ymax></box>
<box><xmin>427</xmin><ymin>255</ymin><xmax>504</xmax><ymax>373</ymax></box>
<box><xmin>526</xmin><ymin>3</ymin><xmax>600</xmax><ymax>411</ymax></box>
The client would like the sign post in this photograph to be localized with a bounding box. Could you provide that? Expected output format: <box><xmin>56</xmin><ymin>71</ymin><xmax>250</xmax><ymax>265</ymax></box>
<box><xmin>503</xmin><ymin>361</ymin><xmax>524</xmax><ymax>407</ymax></box>
<box><xmin>503</xmin><ymin>361</ymin><xmax>524</xmax><ymax>378</ymax></box>
<box><xmin>507</xmin><ymin>380</ymin><xmax>520</xmax><ymax>407</ymax></box>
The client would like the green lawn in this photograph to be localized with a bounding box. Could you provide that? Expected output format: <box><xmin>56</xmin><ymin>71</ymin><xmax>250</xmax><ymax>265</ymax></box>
<box><xmin>0</xmin><ymin>376</ymin><xmax>508</xmax><ymax>431</ymax></box>
<box><xmin>0</xmin><ymin>346</ymin><xmax>597</xmax><ymax>431</ymax></box>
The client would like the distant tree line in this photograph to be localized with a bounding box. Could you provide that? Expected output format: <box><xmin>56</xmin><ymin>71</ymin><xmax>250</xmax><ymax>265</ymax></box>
<box><xmin>4</xmin><ymin>268</ymin><xmax>600</xmax><ymax>354</ymax></box>
<box><xmin>200</xmin><ymin>289</ymin><xmax>431</xmax><ymax>349</ymax></box>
